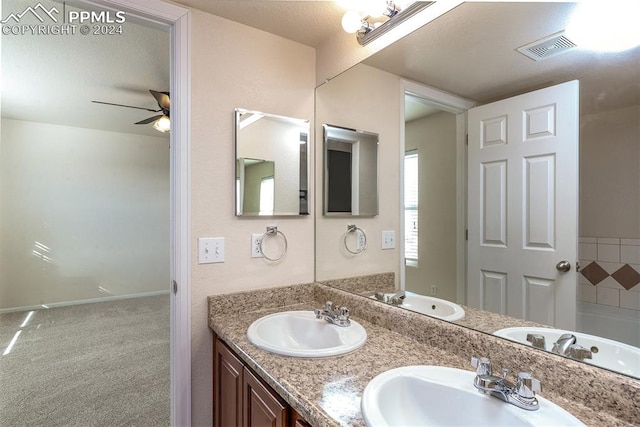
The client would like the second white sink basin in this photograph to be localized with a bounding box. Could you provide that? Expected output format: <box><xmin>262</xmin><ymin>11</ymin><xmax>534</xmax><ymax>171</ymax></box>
<box><xmin>493</xmin><ymin>327</ymin><xmax>640</xmax><ymax>378</ymax></box>
<box><xmin>362</xmin><ymin>366</ymin><xmax>584</xmax><ymax>426</ymax></box>
<box><xmin>399</xmin><ymin>292</ymin><xmax>465</xmax><ymax>321</ymax></box>
<box><xmin>247</xmin><ymin>311</ymin><xmax>367</xmax><ymax>358</ymax></box>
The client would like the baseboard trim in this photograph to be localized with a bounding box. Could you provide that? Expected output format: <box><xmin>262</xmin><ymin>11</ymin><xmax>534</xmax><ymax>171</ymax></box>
<box><xmin>0</xmin><ymin>290</ymin><xmax>170</xmax><ymax>314</ymax></box>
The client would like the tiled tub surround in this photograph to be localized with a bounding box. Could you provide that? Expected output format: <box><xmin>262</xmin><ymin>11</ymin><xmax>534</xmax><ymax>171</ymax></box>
<box><xmin>579</xmin><ymin>237</ymin><xmax>640</xmax><ymax>310</ymax></box>
<box><xmin>208</xmin><ymin>283</ymin><xmax>639</xmax><ymax>427</ymax></box>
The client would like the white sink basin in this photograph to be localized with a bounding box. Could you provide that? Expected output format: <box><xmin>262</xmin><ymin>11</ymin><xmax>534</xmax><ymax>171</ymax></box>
<box><xmin>385</xmin><ymin>292</ymin><xmax>465</xmax><ymax>321</ymax></box>
<box><xmin>247</xmin><ymin>311</ymin><xmax>367</xmax><ymax>358</ymax></box>
<box><xmin>361</xmin><ymin>366</ymin><xmax>584</xmax><ymax>426</ymax></box>
<box><xmin>493</xmin><ymin>327</ymin><xmax>640</xmax><ymax>378</ymax></box>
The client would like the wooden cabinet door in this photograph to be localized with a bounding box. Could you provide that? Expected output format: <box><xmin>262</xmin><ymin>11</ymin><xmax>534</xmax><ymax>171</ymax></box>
<box><xmin>243</xmin><ymin>367</ymin><xmax>287</xmax><ymax>427</ymax></box>
<box><xmin>290</xmin><ymin>409</ymin><xmax>311</xmax><ymax>427</ymax></box>
<box><xmin>214</xmin><ymin>339</ymin><xmax>244</xmax><ymax>427</ymax></box>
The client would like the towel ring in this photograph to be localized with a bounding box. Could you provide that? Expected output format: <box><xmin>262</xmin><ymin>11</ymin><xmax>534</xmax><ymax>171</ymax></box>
<box><xmin>259</xmin><ymin>226</ymin><xmax>288</xmax><ymax>262</ymax></box>
<box><xmin>344</xmin><ymin>224</ymin><xmax>367</xmax><ymax>255</ymax></box>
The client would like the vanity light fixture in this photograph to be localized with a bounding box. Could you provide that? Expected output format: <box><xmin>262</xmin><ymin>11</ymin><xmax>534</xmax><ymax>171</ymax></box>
<box><xmin>152</xmin><ymin>115</ymin><xmax>171</xmax><ymax>133</ymax></box>
<box><xmin>341</xmin><ymin>1</ymin><xmax>434</xmax><ymax>46</ymax></box>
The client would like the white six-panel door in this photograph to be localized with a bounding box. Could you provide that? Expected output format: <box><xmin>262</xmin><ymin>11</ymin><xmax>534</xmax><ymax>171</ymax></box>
<box><xmin>467</xmin><ymin>81</ymin><xmax>579</xmax><ymax>330</ymax></box>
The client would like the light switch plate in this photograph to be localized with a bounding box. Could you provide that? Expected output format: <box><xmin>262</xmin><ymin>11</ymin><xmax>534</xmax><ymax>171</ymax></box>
<box><xmin>381</xmin><ymin>230</ymin><xmax>396</xmax><ymax>250</ymax></box>
<box><xmin>198</xmin><ymin>237</ymin><xmax>225</xmax><ymax>264</ymax></box>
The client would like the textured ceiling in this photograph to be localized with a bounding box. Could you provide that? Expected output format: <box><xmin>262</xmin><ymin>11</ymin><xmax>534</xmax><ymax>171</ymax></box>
<box><xmin>2</xmin><ymin>0</ymin><xmax>170</xmax><ymax>137</ymax></box>
<box><xmin>178</xmin><ymin>1</ymin><xmax>639</xmax><ymax>117</ymax></box>
<box><xmin>3</xmin><ymin>1</ymin><xmax>638</xmax><ymax>135</ymax></box>
<box><xmin>363</xmin><ymin>2</ymin><xmax>640</xmax><ymax>116</ymax></box>
<box><xmin>172</xmin><ymin>0</ymin><xmax>346</xmax><ymax>47</ymax></box>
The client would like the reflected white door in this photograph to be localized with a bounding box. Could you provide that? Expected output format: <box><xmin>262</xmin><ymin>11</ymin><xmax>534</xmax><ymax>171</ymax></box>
<box><xmin>467</xmin><ymin>80</ymin><xmax>578</xmax><ymax>330</ymax></box>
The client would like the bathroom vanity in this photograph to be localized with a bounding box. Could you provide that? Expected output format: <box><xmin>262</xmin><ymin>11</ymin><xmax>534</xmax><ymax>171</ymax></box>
<box><xmin>213</xmin><ymin>336</ymin><xmax>310</xmax><ymax>427</ymax></box>
<box><xmin>209</xmin><ymin>282</ymin><xmax>639</xmax><ymax>427</ymax></box>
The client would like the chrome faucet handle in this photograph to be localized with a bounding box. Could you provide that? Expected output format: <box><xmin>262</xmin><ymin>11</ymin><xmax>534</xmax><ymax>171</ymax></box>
<box><xmin>526</xmin><ymin>333</ymin><xmax>546</xmax><ymax>349</ymax></box>
<box><xmin>568</xmin><ymin>344</ymin><xmax>592</xmax><ymax>361</ymax></box>
<box><xmin>515</xmin><ymin>372</ymin><xmax>541</xmax><ymax>400</ymax></box>
<box><xmin>315</xmin><ymin>301</ymin><xmax>351</xmax><ymax>327</ymax></box>
<box><xmin>393</xmin><ymin>291</ymin><xmax>406</xmax><ymax>299</ymax></box>
<box><xmin>389</xmin><ymin>291</ymin><xmax>406</xmax><ymax>304</ymax></box>
<box><xmin>471</xmin><ymin>356</ymin><xmax>492</xmax><ymax>376</ymax></box>
<box><xmin>501</xmin><ymin>368</ymin><xmax>509</xmax><ymax>381</ymax></box>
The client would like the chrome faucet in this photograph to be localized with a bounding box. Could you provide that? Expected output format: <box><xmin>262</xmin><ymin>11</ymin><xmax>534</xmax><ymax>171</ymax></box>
<box><xmin>551</xmin><ymin>333</ymin><xmax>593</xmax><ymax>361</ymax></box>
<box><xmin>374</xmin><ymin>291</ymin><xmax>406</xmax><ymax>305</ymax></box>
<box><xmin>314</xmin><ymin>301</ymin><xmax>351</xmax><ymax>327</ymax></box>
<box><xmin>471</xmin><ymin>357</ymin><xmax>541</xmax><ymax>411</ymax></box>
<box><xmin>552</xmin><ymin>333</ymin><xmax>576</xmax><ymax>355</ymax></box>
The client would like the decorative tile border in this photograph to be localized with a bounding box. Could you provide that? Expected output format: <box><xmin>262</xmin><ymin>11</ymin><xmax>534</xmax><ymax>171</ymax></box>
<box><xmin>579</xmin><ymin>236</ymin><xmax>640</xmax><ymax>310</ymax></box>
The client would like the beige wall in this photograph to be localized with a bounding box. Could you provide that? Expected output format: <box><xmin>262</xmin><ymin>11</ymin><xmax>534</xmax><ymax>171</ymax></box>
<box><xmin>0</xmin><ymin>119</ymin><xmax>170</xmax><ymax>309</ymax></box>
<box><xmin>404</xmin><ymin>111</ymin><xmax>458</xmax><ymax>302</ymax></box>
<box><xmin>315</xmin><ymin>64</ymin><xmax>401</xmax><ymax>285</ymax></box>
<box><xmin>189</xmin><ymin>9</ymin><xmax>316</xmax><ymax>426</ymax></box>
<box><xmin>580</xmin><ymin>105</ymin><xmax>640</xmax><ymax>238</ymax></box>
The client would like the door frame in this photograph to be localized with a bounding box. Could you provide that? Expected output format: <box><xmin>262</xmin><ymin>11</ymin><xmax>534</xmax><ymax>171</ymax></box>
<box><xmin>77</xmin><ymin>1</ymin><xmax>191</xmax><ymax>425</ymax></box>
<box><xmin>399</xmin><ymin>80</ymin><xmax>475</xmax><ymax>304</ymax></box>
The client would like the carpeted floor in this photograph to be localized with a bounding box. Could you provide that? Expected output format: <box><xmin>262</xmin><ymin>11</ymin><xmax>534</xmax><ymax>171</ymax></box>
<box><xmin>0</xmin><ymin>294</ymin><xmax>170</xmax><ymax>426</ymax></box>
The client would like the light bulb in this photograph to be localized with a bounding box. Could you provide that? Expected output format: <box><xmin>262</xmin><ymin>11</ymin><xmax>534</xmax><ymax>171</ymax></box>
<box><xmin>152</xmin><ymin>115</ymin><xmax>171</xmax><ymax>133</ymax></box>
<box><xmin>566</xmin><ymin>2</ymin><xmax>640</xmax><ymax>52</ymax></box>
<box><xmin>342</xmin><ymin>10</ymin><xmax>363</xmax><ymax>34</ymax></box>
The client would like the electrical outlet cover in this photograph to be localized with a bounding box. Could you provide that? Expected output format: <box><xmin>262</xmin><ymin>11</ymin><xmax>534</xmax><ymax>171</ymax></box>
<box><xmin>382</xmin><ymin>230</ymin><xmax>396</xmax><ymax>249</ymax></box>
<box><xmin>251</xmin><ymin>233</ymin><xmax>264</xmax><ymax>258</ymax></box>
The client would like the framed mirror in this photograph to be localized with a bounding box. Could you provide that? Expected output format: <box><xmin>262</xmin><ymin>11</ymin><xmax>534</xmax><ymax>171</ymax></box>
<box><xmin>323</xmin><ymin>124</ymin><xmax>378</xmax><ymax>216</ymax></box>
<box><xmin>235</xmin><ymin>108</ymin><xmax>309</xmax><ymax>216</ymax></box>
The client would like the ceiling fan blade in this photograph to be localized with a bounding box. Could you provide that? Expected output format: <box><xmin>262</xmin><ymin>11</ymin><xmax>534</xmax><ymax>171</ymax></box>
<box><xmin>92</xmin><ymin>100</ymin><xmax>160</xmax><ymax>113</ymax></box>
<box><xmin>135</xmin><ymin>114</ymin><xmax>164</xmax><ymax>125</ymax></box>
<box><xmin>149</xmin><ymin>90</ymin><xmax>170</xmax><ymax>112</ymax></box>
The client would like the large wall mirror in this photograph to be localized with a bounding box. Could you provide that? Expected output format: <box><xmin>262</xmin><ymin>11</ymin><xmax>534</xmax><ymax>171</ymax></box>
<box><xmin>315</xmin><ymin>2</ymin><xmax>640</xmax><ymax>379</ymax></box>
<box><xmin>235</xmin><ymin>108</ymin><xmax>309</xmax><ymax>216</ymax></box>
<box><xmin>323</xmin><ymin>124</ymin><xmax>379</xmax><ymax>216</ymax></box>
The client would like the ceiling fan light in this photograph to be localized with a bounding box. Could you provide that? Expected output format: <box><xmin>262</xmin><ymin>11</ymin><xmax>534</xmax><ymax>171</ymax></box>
<box><xmin>153</xmin><ymin>115</ymin><xmax>171</xmax><ymax>133</ymax></box>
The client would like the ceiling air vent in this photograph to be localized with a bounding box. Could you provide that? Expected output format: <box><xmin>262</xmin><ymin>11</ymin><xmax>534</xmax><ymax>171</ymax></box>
<box><xmin>517</xmin><ymin>31</ymin><xmax>576</xmax><ymax>61</ymax></box>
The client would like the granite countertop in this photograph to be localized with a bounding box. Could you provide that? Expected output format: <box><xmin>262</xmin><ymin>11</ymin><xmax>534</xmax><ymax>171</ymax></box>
<box><xmin>211</xmin><ymin>302</ymin><xmax>469</xmax><ymax>426</ymax></box>
<box><xmin>208</xmin><ymin>282</ymin><xmax>639</xmax><ymax>427</ymax></box>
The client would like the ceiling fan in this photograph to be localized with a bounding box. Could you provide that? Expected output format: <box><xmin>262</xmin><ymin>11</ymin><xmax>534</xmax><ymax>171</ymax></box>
<box><xmin>92</xmin><ymin>89</ymin><xmax>171</xmax><ymax>132</ymax></box>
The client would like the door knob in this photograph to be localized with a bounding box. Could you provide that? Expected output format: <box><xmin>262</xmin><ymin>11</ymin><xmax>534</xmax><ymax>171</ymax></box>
<box><xmin>556</xmin><ymin>260</ymin><xmax>571</xmax><ymax>272</ymax></box>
